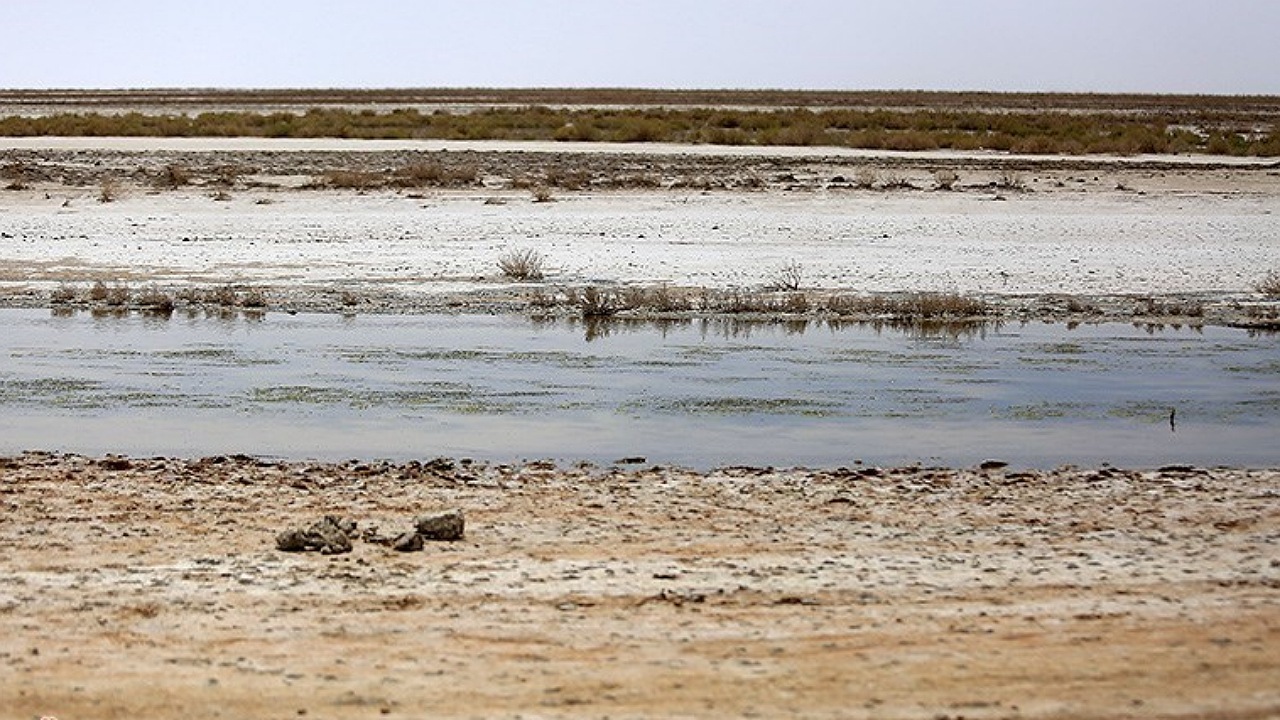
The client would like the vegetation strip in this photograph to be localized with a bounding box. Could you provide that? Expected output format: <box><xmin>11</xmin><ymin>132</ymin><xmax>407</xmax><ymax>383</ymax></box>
<box><xmin>2</xmin><ymin>104</ymin><xmax>1276</xmax><ymax>156</ymax></box>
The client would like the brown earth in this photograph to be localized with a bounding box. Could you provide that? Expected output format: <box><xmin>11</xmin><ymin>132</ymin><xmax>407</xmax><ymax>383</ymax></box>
<box><xmin>2</xmin><ymin>453</ymin><xmax>1277</xmax><ymax>719</ymax></box>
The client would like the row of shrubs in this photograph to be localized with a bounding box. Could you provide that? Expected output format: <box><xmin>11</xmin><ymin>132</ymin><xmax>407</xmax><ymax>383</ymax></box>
<box><xmin>529</xmin><ymin>285</ymin><xmax>992</xmax><ymax>320</ymax></box>
<box><xmin>51</xmin><ymin>282</ymin><xmax>267</xmax><ymax>312</ymax></box>
<box><xmin>2</xmin><ymin>106</ymin><xmax>1275</xmax><ymax>156</ymax></box>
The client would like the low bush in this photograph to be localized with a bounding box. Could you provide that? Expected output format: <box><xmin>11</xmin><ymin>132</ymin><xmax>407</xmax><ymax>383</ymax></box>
<box><xmin>768</xmin><ymin>261</ymin><xmax>804</xmax><ymax>291</ymax></box>
<box><xmin>498</xmin><ymin>248</ymin><xmax>545</xmax><ymax>281</ymax></box>
<box><xmin>1254</xmin><ymin>270</ymin><xmax>1280</xmax><ymax>297</ymax></box>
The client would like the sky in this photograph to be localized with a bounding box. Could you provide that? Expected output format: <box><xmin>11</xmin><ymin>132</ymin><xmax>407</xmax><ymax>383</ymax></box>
<box><xmin>2</xmin><ymin>0</ymin><xmax>1278</xmax><ymax>94</ymax></box>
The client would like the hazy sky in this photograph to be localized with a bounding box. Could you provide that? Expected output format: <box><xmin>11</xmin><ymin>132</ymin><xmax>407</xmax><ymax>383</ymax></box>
<box><xmin>3</xmin><ymin>0</ymin><xmax>1277</xmax><ymax>94</ymax></box>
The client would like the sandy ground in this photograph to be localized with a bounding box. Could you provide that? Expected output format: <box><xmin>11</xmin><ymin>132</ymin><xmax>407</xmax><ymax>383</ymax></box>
<box><xmin>2</xmin><ymin>453</ymin><xmax>1278</xmax><ymax>720</ymax></box>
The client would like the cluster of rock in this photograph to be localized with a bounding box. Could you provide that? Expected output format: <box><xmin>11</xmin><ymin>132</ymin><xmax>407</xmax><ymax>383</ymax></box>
<box><xmin>275</xmin><ymin>510</ymin><xmax>464</xmax><ymax>554</ymax></box>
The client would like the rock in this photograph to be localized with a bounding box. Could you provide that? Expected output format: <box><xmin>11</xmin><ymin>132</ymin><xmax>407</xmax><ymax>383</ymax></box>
<box><xmin>415</xmin><ymin>510</ymin><xmax>465</xmax><ymax>541</ymax></box>
<box><xmin>275</xmin><ymin>515</ymin><xmax>354</xmax><ymax>554</ymax></box>
<box><xmin>392</xmin><ymin>531</ymin><xmax>424</xmax><ymax>552</ymax></box>
<box><xmin>979</xmin><ymin>460</ymin><xmax>1009</xmax><ymax>471</ymax></box>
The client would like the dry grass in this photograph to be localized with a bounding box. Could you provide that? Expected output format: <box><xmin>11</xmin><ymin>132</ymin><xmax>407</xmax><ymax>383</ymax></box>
<box><xmin>322</xmin><ymin>170</ymin><xmax>383</xmax><ymax>190</ymax></box>
<box><xmin>98</xmin><ymin>178</ymin><xmax>121</xmax><ymax>203</ymax></box>
<box><xmin>136</xmin><ymin>287</ymin><xmax>175</xmax><ymax>314</ymax></box>
<box><xmin>825</xmin><ymin>292</ymin><xmax>989</xmax><ymax>319</ymax></box>
<box><xmin>50</xmin><ymin>284</ymin><xmax>77</xmax><ymax>303</ymax></box>
<box><xmin>933</xmin><ymin>169</ymin><xmax>960</xmax><ymax>190</ymax></box>
<box><xmin>1254</xmin><ymin>270</ymin><xmax>1280</xmax><ymax>297</ymax></box>
<box><xmin>530</xmin><ymin>185</ymin><xmax>555</xmax><ymax>203</ymax></box>
<box><xmin>498</xmin><ymin>249</ymin><xmax>545</xmax><ymax>281</ymax></box>
<box><xmin>767</xmin><ymin>261</ymin><xmax>804</xmax><ymax>291</ymax></box>
<box><xmin>155</xmin><ymin>164</ymin><xmax>192</xmax><ymax>189</ymax></box>
<box><xmin>4</xmin><ymin>93</ymin><xmax>1274</xmax><ymax>155</ymax></box>
<box><xmin>572</xmin><ymin>286</ymin><xmax>617</xmax><ymax>317</ymax></box>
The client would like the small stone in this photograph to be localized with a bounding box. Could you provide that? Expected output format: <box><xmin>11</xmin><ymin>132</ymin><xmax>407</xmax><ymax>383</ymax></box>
<box><xmin>392</xmin><ymin>532</ymin><xmax>424</xmax><ymax>552</ymax></box>
<box><xmin>979</xmin><ymin>460</ymin><xmax>1009</xmax><ymax>471</ymax></box>
<box><xmin>415</xmin><ymin>510</ymin><xmax>464</xmax><ymax>541</ymax></box>
<box><xmin>275</xmin><ymin>515</ymin><xmax>353</xmax><ymax>554</ymax></box>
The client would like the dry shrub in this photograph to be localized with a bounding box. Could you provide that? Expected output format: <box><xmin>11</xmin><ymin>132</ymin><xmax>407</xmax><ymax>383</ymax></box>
<box><xmin>768</xmin><ymin>261</ymin><xmax>804</xmax><ymax>291</ymax></box>
<box><xmin>880</xmin><ymin>174</ymin><xmax>916</xmax><ymax>190</ymax></box>
<box><xmin>531</xmin><ymin>185</ymin><xmax>555</xmax><ymax>203</ymax></box>
<box><xmin>323</xmin><ymin>170</ymin><xmax>383</xmax><ymax>190</ymax></box>
<box><xmin>498</xmin><ymin>248</ymin><xmax>545</xmax><ymax>281</ymax></box>
<box><xmin>104</xmin><ymin>284</ymin><xmax>130</xmax><ymax>306</ymax></box>
<box><xmin>825</xmin><ymin>292</ymin><xmax>988</xmax><ymax>318</ymax></box>
<box><xmin>49</xmin><ymin>284</ymin><xmax>76</xmax><ymax>303</ymax></box>
<box><xmin>1254</xmin><ymin>270</ymin><xmax>1280</xmax><ymax>297</ymax></box>
<box><xmin>209</xmin><ymin>285</ymin><xmax>239</xmax><ymax>307</ymax></box>
<box><xmin>573</xmin><ymin>286</ymin><xmax>617</xmax><ymax>317</ymax></box>
<box><xmin>933</xmin><ymin>168</ymin><xmax>960</xmax><ymax>190</ymax></box>
<box><xmin>395</xmin><ymin>161</ymin><xmax>478</xmax><ymax>187</ymax></box>
<box><xmin>98</xmin><ymin>178</ymin><xmax>121</xmax><ymax>202</ymax></box>
<box><xmin>995</xmin><ymin>171</ymin><xmax>1026</xmax><ymax>191</ymax></box>
<box><xmin>136</xmin><ymin>287</ymin><xmax>175</xmax><ymax>314</ymax></box>
<box><xmin>240</xmin><ymin>288</ymin><xmax>268</xmax><ymax>308</ymax></box>
<box><xmin>156</xmin><ymin>164</ymin><xmax>192</xmax><ymax>189</ymax></box>
<box><xmin>853</xmin><ymin>168</ymin><xmax>879</xmax><ymax>189</ymax></box>
<box><xmin>545</xmin><ymin>168</ymin><xmax>592</xmax><ymax>190</ymax></box>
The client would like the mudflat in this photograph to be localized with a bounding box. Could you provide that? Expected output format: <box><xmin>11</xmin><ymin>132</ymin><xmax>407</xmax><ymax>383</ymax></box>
<box><xmin>1</xmin><ymin>453</ymin><xmax>1277</xmax><ymax>719</ymax></box>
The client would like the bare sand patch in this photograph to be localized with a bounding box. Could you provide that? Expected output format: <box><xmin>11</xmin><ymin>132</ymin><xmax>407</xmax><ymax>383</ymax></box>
<box><xmin>1</xmin><ymin>453</ymin><xmax>1277</xmax><ymax>719</ymax></box>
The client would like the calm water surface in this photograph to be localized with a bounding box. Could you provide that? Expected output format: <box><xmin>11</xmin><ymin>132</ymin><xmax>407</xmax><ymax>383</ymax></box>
<box><xmin>1</xmin><ymin>308</ymin><xmax>1276</xmax><ymax>468</ymax></box>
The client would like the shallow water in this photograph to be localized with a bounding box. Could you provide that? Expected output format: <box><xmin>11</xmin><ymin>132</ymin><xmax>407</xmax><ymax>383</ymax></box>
<box><xmin>1</xmin><ymin>308</ymin><xmax>1276</xmax><ymax>468</ymax></box>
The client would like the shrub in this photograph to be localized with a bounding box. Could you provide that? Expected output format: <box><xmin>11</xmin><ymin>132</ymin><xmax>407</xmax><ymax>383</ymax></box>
<box><xmin>574</xmin><ymin>286</ymin><xmax>616</xmax><ymax>317</ymax></box>
<box><xmin>995</xmin><ymin>171</ymin><xmax>1026</xmax><ymax>191</ymax></box>
<box><xmin>853</xmin><ymin>168</ymin><xmax>879</xmax><ymax>189</ymax></box>
<box><xmin>933</xmin><ymin>168</ymin><xmax>960</xmax><ymax>190</ymax></box>
<box><xmin>531</xmin><ymin>185</ymin><xmax>554</xmax><ymax>203</ymax></box>
<box><xmin>50</xmin><ymin>284</ymin><xmax>77</xmax><ymax>303</ymax></box>
<box><xmin>136</xmin><ymin>287</ymin><xmax>175</xmax><ymax>314</ymax></box>
<box><xmin>98</xmin><ymin>178</ymin><xmax>121</xmax><ymax>202</ymax></box>
<box><xmin>156</xmin><ymin>164</ymin><xmax>192</xmax><ymax>189</ymax></box>
<box><xmin>1254</xmin><ymin>270</ymin><xmax>1280</xmax><ymax>297</ymax></box>
<box><xmin>498</xmin><ymin>248</ymin><xmax>545</xmax><ymax>281</ymax></box>
<box><xmin>768</xmin><ymin>261</ymin><xmax>804</xmax><ymax>291</ymax></box>
<box><xmin>88</xmin><ymin>281</ymin><xmax>109</xmax><ymax>302</ymax></box>
<box><xmin>240</xmin><ymin>288</ymin><xmax>268</xmax><ymax>308</ymax></box>
<box><xmin>104</xmin><ymin>284</ymin><xmax>130</xmax><ymax>306</ymax></box>
<box><xmin>323</xmin><ymin>170</ymin><xmax>383</xmax><ymax>190</ymax></box>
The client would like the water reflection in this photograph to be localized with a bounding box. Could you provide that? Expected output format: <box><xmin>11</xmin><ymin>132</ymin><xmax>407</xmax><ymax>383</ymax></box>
<box><xmin>1</xmin><ymin>308</ymin><xmax>1276</xmax><ymax>468</ymax></box>
<box><xmin>536</xmin><ymin>314</ymin><xmax>1001</xmax><ymax>343</ymax></box>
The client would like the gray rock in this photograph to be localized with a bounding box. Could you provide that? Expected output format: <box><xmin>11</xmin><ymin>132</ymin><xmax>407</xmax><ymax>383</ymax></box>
<box><xmin>275</xmin><ymin>515</ymin><xmax>353</xmax><ymax>554</ymax></box>
<box><xmin>392</xmin><ymin>531</ymin><xmax>424</xmax><ymax>552</ymax></box>
<box><xmin>415</xmin><ymin>510</ymin><xmax>465</xmax><ymax>541</ymax></box>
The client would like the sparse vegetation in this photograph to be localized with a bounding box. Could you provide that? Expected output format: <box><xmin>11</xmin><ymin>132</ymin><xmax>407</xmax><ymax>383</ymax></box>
<box><xmin>995</xmin><ymin>171</ymin><xmax>1027</xmax><ymax>191</ymax></box>
<box><xmin>825</xmin><ymin>292</ymin><xmax>990</xmax><ymax>319</ymax></box>
<box><xmin>498</xmin><ymin>248</ymin><xmax>546</xmax><ymax>281</ymax></box>
<box><xmin>3</xmin><ymin>90</ymin><xmax>1274</xmax><ymax>156</ymax></box>
<box><xmin>933</xmin><ymin>169</ymin><xmax>960</xmax><ymax>190</ymax></box>
<box><xmin>573</xmin><ymin>286</ymin><xmax>617</xmax><ymax>317</ymax></box>
<box><xmin>50</xmin><ymin>284</ymin><xmax>77</xmax><ymax>303</ymax></box>
<box><xmin>98</xmin><ymin>178</ymin><xmax>121</xmax><ymax>203</ymax></box>
<box><xmin>531</xmin><ymin>185</ymin><xmax>554</xmax><ymax>203</ymax></box>
<box><xmin>136</xmin><ymin>287</ymin><xmax>175</xmax><ymax>314</ymax></box>
<box><xmin>155</xmin><ymin>164</ymin><xmax>192</xmax><ymax>189</ymax></box>
<box><xmin>1254</xmin><ymin>270</ymin><xmax>1280</xmax><ymax>297</ymax></box>
<box><xmin>768</xmin><ymin>261</ymin><xmax>804</xmax><ymax>291</ymax></box>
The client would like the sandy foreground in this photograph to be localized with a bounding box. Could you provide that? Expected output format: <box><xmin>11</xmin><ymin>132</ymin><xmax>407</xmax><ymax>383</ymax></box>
<box><xmin>1</xmin><ymin>140</ymin><xmax>1279</xmax><ymax>718</ymax></box>
<box><xmin>1</xmin><ymin>453</ymin><xmax>1278</xmax><ymax>720</ymax></box>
